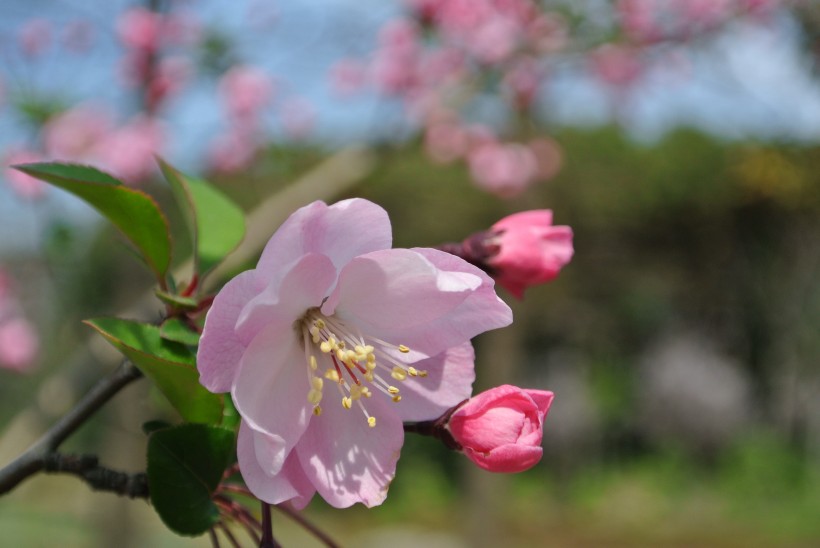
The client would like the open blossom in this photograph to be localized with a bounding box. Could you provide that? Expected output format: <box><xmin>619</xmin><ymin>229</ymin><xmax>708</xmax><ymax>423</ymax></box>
<box><xmin>447</xmin><ymin>385</ymin><xmax>553</xmax><ymax>473</ymax></box>
<box><xmin>198</xmin><ymin>199</ymin><xmax>512</xmax><ymax>508</ymax></box>
<box><xmin>486</xmin><ymin>210</ymin><xmax>573</xmax><ymax>298</ymax></box>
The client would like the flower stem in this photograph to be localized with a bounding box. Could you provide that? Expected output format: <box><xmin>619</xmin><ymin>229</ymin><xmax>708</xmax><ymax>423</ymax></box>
<box><xmin>0</xmin><ymin>360</ymin><xmax>143</xmax><ymax>495</ymax></box>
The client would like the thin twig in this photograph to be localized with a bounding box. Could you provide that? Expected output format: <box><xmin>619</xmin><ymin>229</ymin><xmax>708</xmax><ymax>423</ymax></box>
<box><xmin>209</xmin><ymin>527</ymin><xmax>222</xmax><ymax>548</ymax></box>
<box><xmin>0</xmin><ymin>360</ymin><xmax>142</xmax><ymax>495</ymax></box>
<box><xmin>218</xmin><ymin>522</ymin><xmax>242</xmax><ymax>548</ymax></box>
<box><xmin>274</xmin><ymin>503</ymin><xmax>340</xmax><ymax>548</ymax></box>
<box><xmin>42</xmin><ymin>453</ymin><xmax>148</xmax><ymax>498</ymax></box>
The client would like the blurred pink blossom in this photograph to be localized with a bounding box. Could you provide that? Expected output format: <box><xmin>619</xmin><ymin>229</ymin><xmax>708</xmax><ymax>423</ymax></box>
<box><xmin>503</xmin><ymin>57</ymin><xmax>542</xmax><ymax>110</ymax></box>
<box><xmin>528</xmin><ymin>138</ymin><xmax>563</xmax><ymax>181</ymax></box>
<box><xmin>425</xmin><ymin>122</ymin><xmax>468</xmax><ymax>164</ymax></box>
<box><xmin>219</xmin><ymin>65</ymin><xmax>274</xmax><ymax>121</ymax></box>
<box><xmin>281</xmin><ymin>98</ymin><xmax>315</xmax><ymax>140</ymax></box>
<box><xmin>19</xmin><ymin>18</ymin><xmax>52</xmax><ymax>58</ymax></box>
<box><xmin>208</xmin><ymin>130</ymin><xmax>258</xmax><ymax>174</ymax></box>
<box><xmin>589</xmin><ymin>44</ymin><xmax>644</xmax><ymax>88</ymax></box>
<box><xmin>43</xmin><ymin>105</ymin><xmax>113</xmax><ymax>161</ymax></box>
<box><xmin>117</xmin><ymin>8</ymin><xmax>162</xmax><ymax>52</ymax></box>
<box><xmin>95</xmin><ymin>116</ymin><xmax>164</xmax><ymax>184</ymax></box>
<box><xmin>0</xmin><ymin>318</ymin><xmax>39</xmax><ymax>373</ymax></box>
<box><xmin>4</xmin><ymin>149</ymin><xmax>47</xmax><ymax>200</ymax></box>
<box><xmin>468</xmin><ymin>142</ymin><xmax>539</xmax><ymax>197</ymax></box>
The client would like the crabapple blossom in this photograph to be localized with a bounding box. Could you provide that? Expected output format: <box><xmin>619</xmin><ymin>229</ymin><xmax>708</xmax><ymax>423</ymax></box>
<box><xmin>486</xmin><ymin>210</ymin><xmax>574</xmax><ymax>298</ymax></box>
<box><xmin>0</xmin><ymin>318</ymin><xmax>39</xmax><ymax>373</ymax></box>
<box><xmin>446</xmin><ymin>385</ymin><xmax>554</xmax><ymax>473</ymax></box>
<box><xmin>197</xmin><ymin>199</ymin><xmax>512</xmax><ymax>508</ymax></box>
<box><xmin>468</xmin><ymin>142</ymin><xmax>539</xmax><ymax>197</ymax></box>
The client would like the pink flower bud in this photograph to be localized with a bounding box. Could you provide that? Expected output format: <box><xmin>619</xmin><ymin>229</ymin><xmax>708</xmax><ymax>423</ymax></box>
<box><xmin>0</xmin><ymin>318</ymin><xmax>39</xmax><ymax>373</ymax></box>
<box><xmin>447</xmin><ymin>385</ymin><xmax>554</xmax><ymax>473</ymax></box>
<box><xmin>486</xmin><ymin>210</ymin><xmax>573</xmax><ymax>298</ymax></box>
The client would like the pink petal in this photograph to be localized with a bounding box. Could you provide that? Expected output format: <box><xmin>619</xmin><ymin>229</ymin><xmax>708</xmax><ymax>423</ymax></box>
<box><xmin>235</xmin><ymin>253</ymin><xmax>336</xmax><ymax>346</ymax></box>
<box><xmin>295</xmin><ymin>393</ymin><xmax>404</xmax><ymax>508</ymax></box>
<box><xmin>464</xmin><ymin>444</ymin><xmax>543</xmax><ymax>473</ymax></box>
<box><xmin>232</xmin><ymin>322</ymin><xmax>312</xmax><ymax>476</ymax></box>
<box><xmin>523</xmin><ymin>389</ymin><xmax>554</xmax><ymax>422</ymax></box>
<box><xmin>394</xmin><ymin>342</ymin><xmax>475</xmax><ymax>422</ymax></box>
<box><xmin>323</xmin><ymin>248</ymin><xmax>480</xmax><ymax>333</ymax></box>
<box><xmin>238</xmin><ymin>421</ymin><xmax>316</xmax><ymax>507</ymax></box>
<box><xmin>256</xmin><ymin>199</ymin><xmax>392</xmax><ymax>280</ymax></box>
<box><xmin>492</xmin><ymin>210</ymin><xmax>553</xmax><ymax>231</ymax></box>
<box><xmin>365</xmin><ymin>248</ymin><xmax>512</xmax><ymax>359</ymax></box>
<box><xmin>197</xmin><ymin>270</ymin><xmax>262</xmax><ymax>393</ymax></box>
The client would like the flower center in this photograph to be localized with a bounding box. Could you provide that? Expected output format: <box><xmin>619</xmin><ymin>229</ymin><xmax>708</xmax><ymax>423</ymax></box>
<box><xmin>299</xmin><ymin>307</ymin><xmax>427</xmax><ymax>428</ymax></box>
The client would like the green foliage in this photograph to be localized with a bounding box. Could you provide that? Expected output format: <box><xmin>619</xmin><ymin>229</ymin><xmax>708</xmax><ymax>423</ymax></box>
<box><xmin>159</xmin><ymin>159</ymin><xmax>246</xmax><ymax>279</ymax></box>
<box><xmin>147</xmin><ymin>424</ymin><xmax>235</xmax><ymax>536</ymax></box>
<box><xmin>159</xmin><ymin>318</ymin><xmax>202</xmax><ymax>346</ymax></box>
<box><xmin>14</xmin><ymin>162</ymin><xmax>172</xmax><ymax>283</ymax></box>
<box><xmin>84</xmin><ymin>318</ymin><xmax>223</xmax><ymax>424</ymax></box>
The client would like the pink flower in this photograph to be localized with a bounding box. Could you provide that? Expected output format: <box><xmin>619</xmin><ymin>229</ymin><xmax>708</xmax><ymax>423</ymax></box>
<box><xmin>468</xmin><ymin>142</ymin><xmax>539</xmax><ymax>197</ymax></box>
<box><xmin>485</xmin><ymin>210</ymin><xmax>573</xmax><ymax>298</ymax></box>
<box><xmin>207</xmin><ymin>129</ymin><xmax>258</xmax><ymax>174</ymax></box>
<box><xmin>424</xmin><ymin>121</ymin><xmax>468</xmax><ymax>164</ymax></box>
<box><xmin>0</xmin><ymin>318</ymin><xmax>39</xmax><ymax>373</ymax></box>
<box><xmin>117</xmin><ymin>8</ymin><xmax>162</xmax><ymax>52</ymax></box>
<box><xmin>43</xmin><ymin>104</ymin><xmax>113</xmax><ymax>161</ymax></box>
<box><xmin>219</xmin><ymin>65</ymin><xmax>274</xmax><ymax>121</ymax></box>
<box><xmin>94</xmin><ymin>116</ymin><xmax>164</xmax><ymax>184</ymax></box>
<box><xmin>4</xmin><ymin>149</ymin><xmax>47</xmax><ymax>200</ymax></box>
<box><xmin>197</xmin><ymin>199</ymin><xmax>512</xmax><ymax>508</ymax></box>
<box><xmin>19</xmin><ymin>19</ymin><xmax>52</xmax><ymax>58</ymax></box>
<box><xmin>447</xmin><ymin>385</ymin><xmax>553</xmax><ymax>473</ymax></box>
<box><xmin>589</xmin><ymin>44</ymin><xmax>644</xmax><ymax>88</ymax></box>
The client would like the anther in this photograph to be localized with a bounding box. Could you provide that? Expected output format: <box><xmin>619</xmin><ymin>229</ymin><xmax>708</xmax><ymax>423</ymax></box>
<box><xmin>342</xmin><ymin>397</ymin><xmax>352</xmax><ymax>410</ymax></box>
<box><xmin>367</xmin><ymin>416</ymin><xmax>376</xmax><ymax>428</ymax></box>
<box><xmin>398</xmin><ymin>344</ymin><xmax>410</xmax><ymax>353</ymax></box>
<box><xmin>391</xmin><ymin>366</ymin><xmax>408</xmax><ymax>381</ymax></box>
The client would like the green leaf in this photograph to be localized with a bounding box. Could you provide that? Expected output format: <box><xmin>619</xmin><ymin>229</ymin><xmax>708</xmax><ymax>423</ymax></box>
<box><xmin>85</xmin><ymin>318</ymin><xmax>222</xmax><ymax>424</ymax></box>
<box><xmin>155</xmin><ymin>290</ymin><xmax>199</xmax><ymax>311</ymax></box>
<box><xmin>14</xmin><ymin>162</ymin><xmax>172</xmax><ymax>280</ymax></box>
<box><xmin>159</xmin><ymin>159</ymin><xmax>245</xmax><ymax>277</ymax></box>
<box><xmin>160</xmin><ymin>318</ymin><xmax>201</xmax><ymax>346</ymax></box>
<box><xmin>142</xmin><ymin>420</ymin><xmax>173</xmax><ymax>435</ymax></box>
<box><xmin>147</xmin><ymin>424</ymin><xmax>234</xmax><ymax>536</ymax></box>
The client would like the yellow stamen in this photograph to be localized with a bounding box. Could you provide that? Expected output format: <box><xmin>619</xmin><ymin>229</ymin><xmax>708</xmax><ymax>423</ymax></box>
<box><xmin>313</xmin><ymin>406</ymin><xmax>322</xmax><ymax>416</ymax></box>
<box><xmin>342</xmin><ymin>396</ymin><xmax>352</xmax><ymax>410</ymax></box>
<box><xmin>391</xmin><ymin>366</ymin><xmax>408</xmax><ymax>381</ymax></box>
<box><xmin>367</xmin><ymin>416</ymin><xmax>376</xmax><ymax>428</ymax></box>
<box><xmin>324</xmin><ymin>369</ymin><xmax>340</xmax><ymax>383</ymax></box>
<box><xmin>398</xmin><ymin>344</ymin><xmax>410</xmax><ymax>353</ymax></box>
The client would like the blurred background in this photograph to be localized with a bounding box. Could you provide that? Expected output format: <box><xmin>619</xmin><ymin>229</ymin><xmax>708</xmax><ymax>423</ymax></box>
<box><xmin>0</xmin><ymin>0</ymin><xmax>819</xmax><ymax>546</ymax></box>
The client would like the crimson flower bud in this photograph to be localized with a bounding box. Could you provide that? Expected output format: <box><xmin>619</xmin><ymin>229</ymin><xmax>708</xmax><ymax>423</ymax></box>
<box><xmin>446</xmin><ymin>385</ymin><xmax>554</xmax><ymax>473</ymax></box>
<box><xmin>484</xmin><ymin>210</ymin><xmax>573</xmax><ymax>298</ymax></box>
